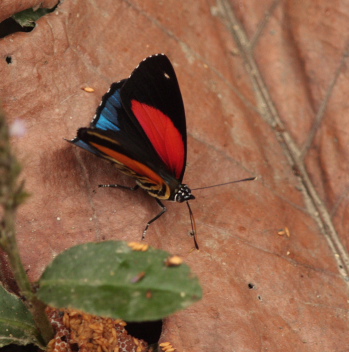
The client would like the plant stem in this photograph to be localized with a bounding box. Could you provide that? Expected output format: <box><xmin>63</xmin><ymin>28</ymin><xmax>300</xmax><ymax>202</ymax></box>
<box><xmin>0</xmin><ymin>108</ymin><xmax>54</xmax><ymax>345</ymax></box>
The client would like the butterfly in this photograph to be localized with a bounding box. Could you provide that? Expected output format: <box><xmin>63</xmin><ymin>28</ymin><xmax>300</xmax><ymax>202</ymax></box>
<box><xmin>69</xmin><ymin>54</ymin><xmax>199</xmax><ymax>248</ymax></box>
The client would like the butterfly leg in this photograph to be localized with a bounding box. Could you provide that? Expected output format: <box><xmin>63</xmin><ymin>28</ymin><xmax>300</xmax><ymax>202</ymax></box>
<box><xmin>98</xmin><ymin>184</ymin><xmax>140</xmax><ymax>191</ymax></box>
<box><xmin>142</xmin><ymin>199</ymin><xmax>167</xmax><ymax>240</ymax></box>
<box><xmin>186</xmin><ymin>202</ymin><xmax>199</xmax><ymax>250</ymax></box>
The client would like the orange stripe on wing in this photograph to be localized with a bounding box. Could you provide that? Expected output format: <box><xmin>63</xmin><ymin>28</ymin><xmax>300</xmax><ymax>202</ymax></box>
<box><xmin>90</xmin><ymin>142</ymin><xmax>165</xmax><ymax>185</ymax></box>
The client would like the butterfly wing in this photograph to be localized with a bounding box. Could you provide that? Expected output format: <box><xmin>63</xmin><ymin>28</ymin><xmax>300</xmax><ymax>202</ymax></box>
<box><xmin>121</xmin><ymin>54</ymin><xmax>187</xmax><ymax>182</ymax></box>
<box><xmin>69</xmin><ymin>54</ymin><xmax>196</xmax><ymax>244</ymax></box>
<box><xmin>70</xmin><ymin>80</ymin><xmax>126</xmax><ymax>157</ymax></box>
<box><xmin>70</xmin><ymin>54</ymin><xmax>188</xmax><ymax>200</ymax></box>
<box><xmin>71</xmin><ymin>79</ymin><xmax>167</xmax><ymax>173</ymax></box>
<box><xmin>70</xmin><ymin>76</ymin><xmax>179</xmax><ymax>200</ymax></box>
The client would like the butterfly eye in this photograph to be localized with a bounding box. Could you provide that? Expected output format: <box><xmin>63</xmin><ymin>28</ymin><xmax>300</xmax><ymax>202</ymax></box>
<box><xmin>174</xmin><ymin>185</ymin><xmax>195</xmax><ymax>203</ymax></box>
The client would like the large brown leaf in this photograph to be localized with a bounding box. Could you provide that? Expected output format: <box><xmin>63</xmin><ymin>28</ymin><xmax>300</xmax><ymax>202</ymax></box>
<box><xmin>1</xmin><ymin>0</ymin><xmax>349</xmax><ymax>351</ymax></box>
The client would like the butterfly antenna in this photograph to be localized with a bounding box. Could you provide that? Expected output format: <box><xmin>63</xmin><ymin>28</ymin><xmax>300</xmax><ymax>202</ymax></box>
<box><xmin>192</xmin><ymin>176</ymin><xmax>256</xmax><ymax>191</ymax></box>
<box><xmin>186</xmin><ymin>201</ymin><xmax>199</xmax><ymax>250</ymax></box>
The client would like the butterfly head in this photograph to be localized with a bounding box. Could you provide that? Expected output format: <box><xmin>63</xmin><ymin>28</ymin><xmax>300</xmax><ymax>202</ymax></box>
<box><xmin>174</xmin><ymin>184</ymin><xmax>195</xmax><ymax>203</ymax></box>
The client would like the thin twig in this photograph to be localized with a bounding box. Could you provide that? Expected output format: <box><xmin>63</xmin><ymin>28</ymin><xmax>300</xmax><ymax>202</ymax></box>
<box><xmin>219</xmin><ymin>0</ymin><xmax>349</xmax><ymax>279</ymax></box>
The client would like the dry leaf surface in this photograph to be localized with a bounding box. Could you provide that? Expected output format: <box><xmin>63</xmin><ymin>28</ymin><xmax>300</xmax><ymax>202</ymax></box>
<box><xmin>1</xmin><ymin>0</ymin><xmax>349</xmax><ymax>351</ymax></box>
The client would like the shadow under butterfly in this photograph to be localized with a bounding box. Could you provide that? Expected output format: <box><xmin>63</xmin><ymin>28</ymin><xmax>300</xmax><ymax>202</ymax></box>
<box><xmin>67</xmin><ymin>54</ymin><xmax>255</xmax><ymax>249</ymax></box>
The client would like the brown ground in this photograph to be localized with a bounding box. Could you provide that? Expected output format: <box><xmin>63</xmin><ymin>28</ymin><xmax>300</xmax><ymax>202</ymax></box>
<box><xmin>1</xmin><ymin>1</ymin><xmax>349</xmax><ymax>351</ymax></box>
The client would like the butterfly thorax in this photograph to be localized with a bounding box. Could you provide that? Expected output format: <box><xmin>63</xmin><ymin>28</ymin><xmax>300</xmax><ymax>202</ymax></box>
<box><xmin>135</xmin><ymin>174</ymin><xmax>194</xmax><ymax>203</ymax></box>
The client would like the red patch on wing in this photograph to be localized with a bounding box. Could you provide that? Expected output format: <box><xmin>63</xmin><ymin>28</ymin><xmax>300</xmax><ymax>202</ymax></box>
<box><xmin>131</xmin><ymin>100</ymin><xmax>185</xmax><ymax>179</ymax></box>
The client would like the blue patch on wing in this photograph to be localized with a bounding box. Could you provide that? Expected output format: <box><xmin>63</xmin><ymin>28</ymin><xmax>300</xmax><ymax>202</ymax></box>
<box><xmin>93</xmin><ymin>88</ymin><xmax>122</xmax><ymax>131</ymax></box>
<box><xmin>71</xmin><ymin>139</ymin><xmax>103</xmax><ymax>157</ymax></box>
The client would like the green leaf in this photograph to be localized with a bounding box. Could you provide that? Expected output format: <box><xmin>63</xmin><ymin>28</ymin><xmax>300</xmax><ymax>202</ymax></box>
<box><xmin>0</xmin><ymin>285</ymin><xmax>44</xmax><ymax>348</ymax></box>
<box><xmin>37</xmin><ymin>241</ymin><xmax>202</xmax><ymax>322</ymax></box>
<box><xmin>12</xmin><ymin>7</ymin><xmax>55</xmax><ymax>28</ymax></box>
